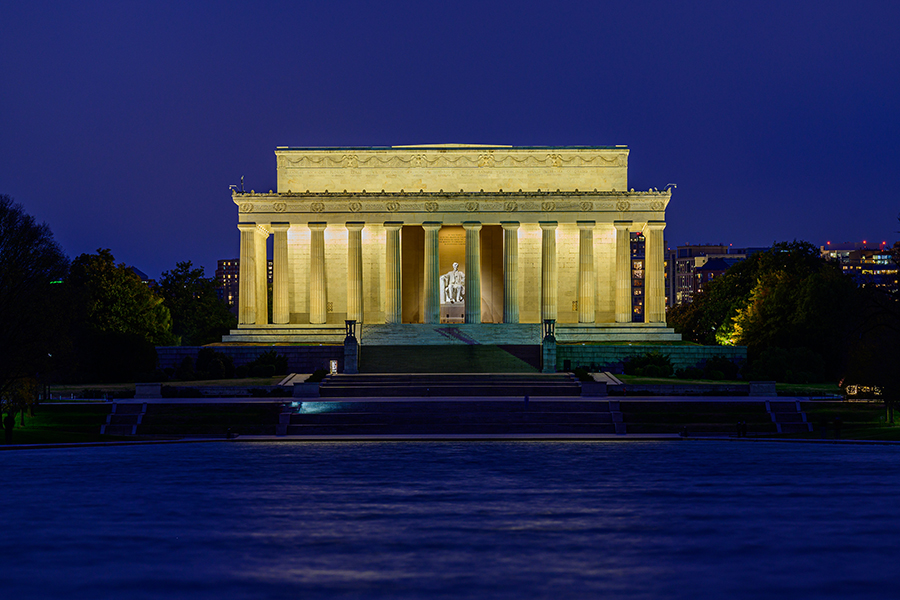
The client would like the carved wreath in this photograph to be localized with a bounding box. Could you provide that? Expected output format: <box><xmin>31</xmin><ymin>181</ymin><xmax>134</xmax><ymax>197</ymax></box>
<box><xmin>504</xmin><ymin>201</ymin><xmax>518</xmax><ymax>212</ymax></box>
<box><xmin>465</xmin><ymin>201</ymin><xmax>479</xmax><ymax>212</ymax></box>
<box><xmin>349</xmin><ymin>201</ymin><xmax>362</xmax><ymax>212</ymax></box>
<box><xmin>386</xmin><ymin>201</ymin><xmax>400</xmax><ymax>212</ymax></box>
<box><xmin>424</xmin><ymin>201</ymin><xmax>439</xmax><ymax>212</ymax></box>
<box><xmin>616</xmin><ymin>201</ymin><xmax>631</xmax><ymax>211</ymax></box>
<box><xmin>580</xmin><ymin>201</ymin><xmax>593</xmax><ymax>211</ymax></box>
<box><xmin>541</xmin><ymin>201</ymin><xmax>556</xmax><ymax>212</ymax></box>
<box><xmin>239</xmin><ymin>203</ymin><xmax>253</xmax><ymax>213</ymax></box>
<box><xmin>273</xmin><ymin>202</ymin><xmax>286</xmax><ymax>213</ymax></box>
<box><xmin>651</xmin><ymin>200</ymin><xmax>665</xmax><ymax>211</ymax></box>
<box><xmin>310</xmin><ymin>202</ymin><xmax>325</xmax><ymax>213</ymax></box>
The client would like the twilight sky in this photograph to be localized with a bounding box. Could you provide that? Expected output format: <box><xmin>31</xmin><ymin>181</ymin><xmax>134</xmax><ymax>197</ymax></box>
<box><xmin>2</xmin><ymin>1</ymin><xmax>899</xmax><ymax>278</ymax></box>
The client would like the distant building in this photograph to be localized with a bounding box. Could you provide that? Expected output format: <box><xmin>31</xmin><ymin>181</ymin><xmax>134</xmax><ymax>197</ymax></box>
<box><xmin>129</xmin><ymin>266</ymin><xmax>157</xmax><ymax>288</ymax></box>
<box><xmin>821</xmin><ymin>242</ymin><xmax>898</xmax><ymax>292</ymax></box>
<box><xmin>667</xmin><ymin>244</ymin><xmax>767</xmax><ymax>306</ymax></box>
<box><xmin>216</xmin><ymin>258</ymin><xmax>273</xmax><ymax>307</ymax></box>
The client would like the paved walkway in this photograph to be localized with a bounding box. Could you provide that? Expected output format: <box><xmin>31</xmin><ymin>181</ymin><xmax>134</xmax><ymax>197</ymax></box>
<box><xmin>88</xmin><ymin>395</ymin><xmax>807</xmax><ymax>404</ymax></box>
<box><xmin>4</xmin><ymin>434</ymin><xmax>899</xmax><ymax>451</ymax></box>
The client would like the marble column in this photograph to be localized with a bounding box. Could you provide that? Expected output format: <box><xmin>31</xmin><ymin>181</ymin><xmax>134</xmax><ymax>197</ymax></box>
<box><xmin>614</xmin><ymin>221</ymin><xmax>632</xmax><ymax>323</ymax></box>
<box><xmin>309</xmin><ymin>222</ymin><xmax>327</xmax><ymax>325</ymax></box>
<box><xmin>254</xmin><ymin>226</ymin><xmax>268</xmax><ymax>325</ymax></box>
<box><xmin>270</xmin><ymin>222</ymin><xmax>290</xmax><ymax>325</ymax></box>
<box><xmin>384</xmin><ymin>222</ymin><xmax>403</xmax><ymax>324</ymax></box>
<box><xmin>540</xmin><ymin>221</ymin><xmax>558</xmax><ymax>322</ymax></box>
<box><xmin>501</xmin><ymin>221</ymin><xmax>519</xmax><ymax>324</ymax></box>
<box><xmin>237</xmin><ymin>223</ymin><xmax>261</xmax><ymax>325</ymax></box>
<box><xmin>577</xmin><ymin>221</ymin><xmax>596</xmax><ymax>323</ymax></box>
<box><xmin>346</xmin><ymin>222</ymin><xmax>365</xmax><ymax>323</ymax></box>
<box><xmin>644</xmin><ymin>221</ymin><xmax>667</xmax><ymax>324</ymax></box>
<box><xmin>423</xmin><ymin>222</ymin><xmax>442</xmax><ymax>324</ymax></box>
<box><xmin>463</xmin><ymin>221</ymin><xmax>482</xmax><ymax>324</ymax></box>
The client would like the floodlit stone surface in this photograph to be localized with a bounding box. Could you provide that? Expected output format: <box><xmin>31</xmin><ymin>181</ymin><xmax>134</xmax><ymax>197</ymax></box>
<box><xmin>231</xmin><ymin>144</ymin><xmax>676</xmax><ymax>341</ymax></box>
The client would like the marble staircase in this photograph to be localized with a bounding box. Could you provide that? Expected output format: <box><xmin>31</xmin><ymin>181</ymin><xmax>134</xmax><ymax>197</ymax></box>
<box><xmin>286</xmin><ymin>398</ymin><xmax>620</xmax><ymax>435</ymax></box>
<box><xmin>317</xmin><ymin>373</ymin><xmax>580</xmax><ymax>397</ymax></box>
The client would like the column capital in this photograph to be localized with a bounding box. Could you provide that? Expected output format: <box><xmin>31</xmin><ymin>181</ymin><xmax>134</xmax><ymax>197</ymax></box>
<box><xmin>614</xmin><ymin>220</ymin><xmax>633</xmax><ymax>231</ymax></box>
<box><xmin>308</xmin><ymin>222</ymin><xmax>327</xmax><ymax>232</ymax></box>
<box><xmin>576</xmin><ymin>220</ymin><xmax>596</xmax><ymax>229</ymax></box>
<box><xmin>422</xmin><ymin>222</ymin><xmax>443</xmax><ymax>231</ymax></box>
<box><xmin>500</xmin><ymin>221</ymin><xmax>520</xmax><ymax>230</ymax></box>
<box><xmin>238</xmin><ymin>222</ymin><xmax>268</xmax><ymax>235</ymax></box>
<box><xmin>645</xmin><ymin>220</ymin><xmax>667</xmax><ymax>231</ymax></box>
<box><xmin>462</xmin><ymin>221</ymin><xmax>483</xmax><ymax>231</ymax></box>
<box><xmin>383</xmin><ymin>221</ymin><xmax>403</xmax><ymax>230</ymax></box>
<box><xmin>269</xmin><ymin>222</ymin><xmax>291</xmax><ymax>233</ymax></box>
<box><xmin>539</xmin><ymin>221</ymin><xmax>558</xmax><ymax>230</ymax></box>
<box><xmin>345</xmin><ymin>221</ymin><xmax>366</xmax><ymax>232</ymax></box>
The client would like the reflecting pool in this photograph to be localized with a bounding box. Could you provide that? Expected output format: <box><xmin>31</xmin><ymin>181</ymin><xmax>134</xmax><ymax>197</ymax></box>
<box><xmin>2</xmin><ymin>441</ymin><xmax>899</xmax><ymax>599</ymax></box>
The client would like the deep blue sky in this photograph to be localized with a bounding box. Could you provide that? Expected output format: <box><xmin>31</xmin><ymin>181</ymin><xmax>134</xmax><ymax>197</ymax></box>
<box><xmin>3</xmin><ymin>1</ymin><xmax>899</xmax><ymax>278</ymax></box>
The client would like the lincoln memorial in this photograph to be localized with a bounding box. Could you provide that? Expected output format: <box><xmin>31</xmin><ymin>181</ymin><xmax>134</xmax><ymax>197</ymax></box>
<box><xmin>224</xmin><ymin>145</ymin><xmax>680</xmax><ymax>345</ymax></box>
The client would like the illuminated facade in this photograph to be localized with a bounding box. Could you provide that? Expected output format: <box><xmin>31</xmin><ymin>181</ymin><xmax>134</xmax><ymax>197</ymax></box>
<box><xmin>821</xmin><ymin>242</ymin><xmax>899</xmax><ymax>292</ymax></box>
<box><xmin>224</xmin><ymin>145</ymin><xmax>681</xmax><ymax>344</ymax></box>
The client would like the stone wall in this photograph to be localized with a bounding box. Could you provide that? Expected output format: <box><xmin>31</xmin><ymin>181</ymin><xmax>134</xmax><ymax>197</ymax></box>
<box><xmin>157</xmin><ymin>346</ymin><xmax>343</xmax><ymax>373</ymax></box>
<box><xmin>557</xmin><ymin>344</ymin><xmax>747</xmax><ymax>372</ymax></box>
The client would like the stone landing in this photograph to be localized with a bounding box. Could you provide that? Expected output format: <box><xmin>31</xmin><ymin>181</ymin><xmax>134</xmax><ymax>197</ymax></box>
<box><xmin>222</xmin><ymin>322</ymin><xmax>681</xmax><ymax>345</ymax></box>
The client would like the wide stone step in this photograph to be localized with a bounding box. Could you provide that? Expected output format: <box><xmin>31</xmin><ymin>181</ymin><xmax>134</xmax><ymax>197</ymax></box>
<box><xmin>780</xmin><ymin>423</ymin><xmax>813</xmax><ymax>433</ymax></box>
<box><xmin>772</xmin><ymin>412</ymin><xmax>805</xmax><ymax>423</ymax></box>
<box><xmin>108</xmin><ymin>414</ymin><xmax>141</xmax><ymax>425</ymax></box>
<box><xmin>286</xmin><ymin>423</ymin><xmax>618</xmax><ymax>435</ymax></box>
<box><xmin>319</xmin><ymin>385</ymin><xmax>580</xmax><ymax>397</ymax></box>
<box><xmin>292</xmin><ymin>412</ymin><xmax>613</xmax><ymax>426</ymax></box>
<box><xmin>294</xmin><ymin>400</ymin><xmax>612</xmax><ymax>412</ymax></box>
<box><xmin>319</xmin><ymin>372</ymin><xmax>581</xmax><ymax>397</ymax></box>
<box><xmin>103</xmin><ymin>424</ymin><xmax>135</xmax><ymax>436</ymax></box>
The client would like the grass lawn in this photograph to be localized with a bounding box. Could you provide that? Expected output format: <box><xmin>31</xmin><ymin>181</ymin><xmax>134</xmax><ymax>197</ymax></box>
<box><xmin>558</xmin><ymin>341</ymin><xmax>701</xmax><ymax>346</ymax></box>
<box><xmin>615</xmin><ymin>374</ymin><xmax>843</xmax><ymax>397</ymax></box>
<box><xmin>1</xmin><ymin>406</ymin><xmax>149</xmax><ymax>445</ymax></box>
<box><xmin>617</xmin><ymin>374</ymin><xmax>748</xmax><ymax>386</ymax></box>
<box><xmin>48</xmin><ymin>376</ymin><xmax>286</xmax><ymax>399</ymax></box>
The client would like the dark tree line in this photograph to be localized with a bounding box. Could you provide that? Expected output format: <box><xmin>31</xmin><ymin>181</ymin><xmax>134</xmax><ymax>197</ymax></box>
<box><xmin>1</xmin><ymin>194</ymin><xmax>236</xmax><ymax>391</ymax></box>
<box><xmin>668</xmin><ymin>239</ymin><xmax>900</xmax><ymax>394</ymax></box>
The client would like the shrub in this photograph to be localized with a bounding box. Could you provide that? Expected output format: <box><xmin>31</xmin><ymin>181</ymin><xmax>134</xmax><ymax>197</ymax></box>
<box><xmin>234</xmin><ymin>365</ymin><xmax>249</xmax><ymax>379</ymax></box>
<box><xmin>703</xmin><ymin>355</ymin><xmax>740</xmax><ymax>380</ymax></box>
<box><xmin>248</xmin><ymin>350</ymin><xmax>288</xmax><ymax>376</ymax></box>
<box><xmin>195</xmin><ymin>348</ymin><xmax>235</xmax><ymax>380</ymax></box>
<box><xmin>676</xmin><ymin>366</ymin><xmax>704</xmax><ymax>380</ymax></box>
<box><xmin>743</xmin><ymin>347</ymin><xmax>826</xmax><ymax>383</ymax></box>
<box><xmin>175</xmin><ymin>356</ymin><xmax>195</xmax><ymax>381</ymax></box>
<box><xmin>250</xmin><ymin>364</ymin><xmax>276</xmax><ymax>378</ymax></box>
<box><xmin>572</xmin><ymin>367</ymin><xmax>593</xmax><ymax>382</ymax></box>
<box><xmin>623</xmin><ymin>351</ymin><xmax>673</xmax><ymax>378</ymax></box>
<box><xmin>306</xmin><ymin>368</ymin><xmax>329</xmax><ymax>383</ymax></box>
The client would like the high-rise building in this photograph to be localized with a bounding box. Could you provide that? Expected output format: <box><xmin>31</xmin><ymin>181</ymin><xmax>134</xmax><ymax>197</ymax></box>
<box><xmin>821</xmin><ymin>242</ymin><xmax>898</xmax><ymax>292</ymax></box>
<box><xmin>216</xmin><ymin>258</ymin><xmax>273</xmax><ymax>307</ymax></box>
<box><xmin>667</xmin><ymin>244</ymin><xmax>767</xmax><ymax>306</ymax></box>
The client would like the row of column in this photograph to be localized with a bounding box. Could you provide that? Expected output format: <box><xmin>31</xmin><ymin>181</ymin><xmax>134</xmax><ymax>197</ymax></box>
<box><xmin>238</xmin><ymin>220</ymin><xmax>666</xmax><ymax>326</ymax></box>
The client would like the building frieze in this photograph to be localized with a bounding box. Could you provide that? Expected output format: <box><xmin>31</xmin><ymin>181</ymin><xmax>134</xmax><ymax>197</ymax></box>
<box><xmin>276</xmin><ymin>150</ymin><xmax>627</xmax><ymax>170</ymax></box>
<box><xmin>232</xmin><ymin>189</ymin><xmax>670</xmax><ymax>217</ymax></box>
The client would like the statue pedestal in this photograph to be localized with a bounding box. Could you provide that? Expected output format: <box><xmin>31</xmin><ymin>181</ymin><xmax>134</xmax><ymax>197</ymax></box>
<box><xmin>440</xmin><ymin>304</ymin><xmax>465</xmax><ymax>324</ymax></box>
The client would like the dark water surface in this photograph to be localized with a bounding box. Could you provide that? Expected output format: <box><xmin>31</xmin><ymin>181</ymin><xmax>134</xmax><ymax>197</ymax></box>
<box><xmin>2</xmin><ymin>441</ymin><xmax>899</xmax><ymax>599</ymax></box>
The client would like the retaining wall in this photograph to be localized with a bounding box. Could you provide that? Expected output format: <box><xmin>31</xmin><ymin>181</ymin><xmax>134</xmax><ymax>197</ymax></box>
<box><xmin>557</xmin><ymin>344</ymin><xmax>747</xmax><ymax>372</ymax></box>
<box><xmin>157</xmin><ymin>346</ymin><xmax>343</xmax><ymax>373</ymax></box>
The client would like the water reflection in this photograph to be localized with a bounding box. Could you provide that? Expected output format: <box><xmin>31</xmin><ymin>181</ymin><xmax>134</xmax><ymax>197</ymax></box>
<box><xmin>2</xmin><ymin>441</ymin><xmax>899</xmax><ymax>599</ymax></box>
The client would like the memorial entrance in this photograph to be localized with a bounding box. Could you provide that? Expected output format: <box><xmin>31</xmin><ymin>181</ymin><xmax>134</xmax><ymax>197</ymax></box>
<box><xmin>224</xmin><ymin>144</ymin><xmax>681</xmax><ymax>345</ymax></box>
